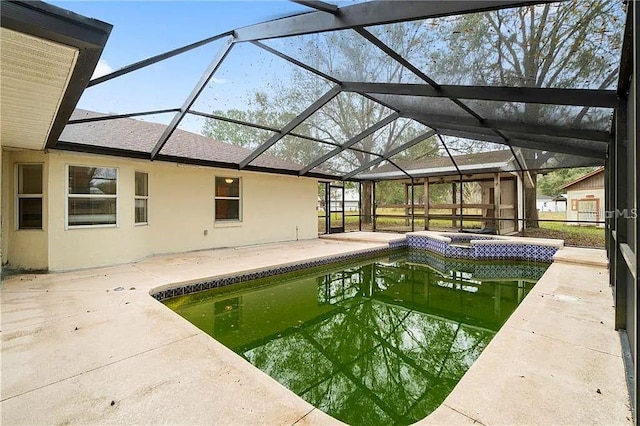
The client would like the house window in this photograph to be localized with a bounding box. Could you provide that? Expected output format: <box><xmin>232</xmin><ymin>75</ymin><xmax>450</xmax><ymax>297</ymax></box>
<box><xmin>67</xmin><ymin>166</ymin><xmax>117</xmax><ymax>227</ymax></box>
<box><xmin>215</xmin><ymin>177</ymin><xmax>241</xmax><ymax>221</ymax></box>
<box><xmin>16</xmin><ymin>164</ymin><xmax>43</xmax><ymax>229</ymax></box>
<box><xmin>135</xmin><ymin>172</ymin><xmax>148</xmax><ymax>225</ymax></box>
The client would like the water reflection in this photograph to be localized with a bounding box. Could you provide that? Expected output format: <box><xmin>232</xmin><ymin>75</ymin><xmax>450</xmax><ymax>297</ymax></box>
<box><xmin>170</xmin><ymin>252</ymin><xmax>545</xmax><ymax>425</ymax></box>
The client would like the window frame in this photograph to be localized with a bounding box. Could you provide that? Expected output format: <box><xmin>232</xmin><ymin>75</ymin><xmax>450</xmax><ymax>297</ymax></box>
<box><xmin>134</xmin><ymin>171</ymin><xmax>149</xmax><ymax>226</ymax></box>
<box><xmin>15</xmin><ymin>163</ymin><xmax>44</xmax><ymax>231</ymax></box>
<box><xmin>65</xmin><ymin>164</ymin><xmax>119</xmax><ymax>230</ymax></box>
<box><xmin>214</xmin><ymin>176</ymin><xmax>242</xmax><ymax>224</ymax></box>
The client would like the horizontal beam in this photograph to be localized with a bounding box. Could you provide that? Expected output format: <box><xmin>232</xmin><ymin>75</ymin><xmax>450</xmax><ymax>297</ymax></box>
<box><xmin>239</xmin><ymin>85</ymin><xmax>341</xmax><ymax>168</ymax></box>
<box><xmin>343</xmin><ymin>82</ymin><xmax>618</xmax><ymax>108</ymax></box>
<box><xmin>404</xmin><ymin>111</ymin><xmax>612</xmax><ymax>143</ymax></box>
<box><xmin>88</xmin><ymin>31</ymin><xmax>233</xmax><ymax>87</ymax></box>
<box><xmin>234</xmin><ymin>1</ymin><xmax>556</xmax><ymax>42</ymax></box>
<box><xmin>290</xmin><ymin>0</ymin><xmax>339</xmax><ymax>14</ymax></box>
<box><xmin>68</xmin><ymin>109</ymin><xmax>181</xmax><ymax>124</ymax></box>
<box><xmin>299</xmin><ymin>112</ymin><xmax>399</xmax><ymax>175</ymax></box>
<box><xmin>433</xmin><ymin>127</ymin><xmax>607</xmax><ymax>159</ymax></box>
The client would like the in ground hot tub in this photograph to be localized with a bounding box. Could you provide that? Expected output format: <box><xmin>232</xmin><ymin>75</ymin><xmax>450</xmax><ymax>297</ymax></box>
<box><xmin>406</xmin><ymin>231</ymin><xmax>563</xmax><ymax>262</ymax></box>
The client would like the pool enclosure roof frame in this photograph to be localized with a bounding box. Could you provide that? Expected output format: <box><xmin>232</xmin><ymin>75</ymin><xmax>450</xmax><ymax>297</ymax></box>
<box><xmin>68</xmin><ymin>0</ymin><xmax>625</xmax><ymax>182</ymax></box>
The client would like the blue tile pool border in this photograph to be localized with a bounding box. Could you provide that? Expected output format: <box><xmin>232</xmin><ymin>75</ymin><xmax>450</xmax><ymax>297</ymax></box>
<box><xmin>152</xmin><ymin>233</ymin><xmax>560</xmax><ymax>302</ymax></box>
<box><xmin>152</xmin><ymin>245</ymin><xmax>399</xmax><ymax>302</ymax></box>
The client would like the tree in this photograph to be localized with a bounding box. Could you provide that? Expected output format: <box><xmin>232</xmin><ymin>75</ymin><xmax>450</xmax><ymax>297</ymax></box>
<box><xmin>537</xmin><ymin>167</ymin><xmax>596</xmax><ymax>196</ymax></box>
<box><xmin>201</xmin><ymin>0</ymin><xmax>622</xmax><ymax>228</ymax></box>
<box><xmin>201</xmin><ymin>94</ymin><xmax>326</xmax><ymax>167</ymax></box>
<box><xmin>426</xmin><ymin>0</ymin><xmax>622</xmax><ymax>226</ymax></box>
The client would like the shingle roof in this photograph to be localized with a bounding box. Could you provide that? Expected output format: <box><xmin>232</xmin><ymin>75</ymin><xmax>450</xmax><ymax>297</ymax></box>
<box><xmin>358</xmin><ymin>149</ymin><xmax>514</xmax><ymax>179</ymax></box>
<box><xmin>59</xmin><ymin>109</ymin><xmax>303</xmax><ymax>171</ymax></box>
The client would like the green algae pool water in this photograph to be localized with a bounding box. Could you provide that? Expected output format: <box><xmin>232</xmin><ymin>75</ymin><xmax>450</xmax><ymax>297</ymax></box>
<box><xmin>165</xmin><ymin>250</ymin><xmax>549</xmax><ymax>425</ymax></box>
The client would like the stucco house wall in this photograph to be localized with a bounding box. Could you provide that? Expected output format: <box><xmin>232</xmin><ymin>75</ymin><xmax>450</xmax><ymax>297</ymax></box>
<box><xmin>2</xmin><ymin>149</ymin><xmax>318</xmax><ymax>271</ymax></box>
<box><xmin>1</xmin><ymin>149</ymin><xmax>49</xmax><ymax>269</ymax></box>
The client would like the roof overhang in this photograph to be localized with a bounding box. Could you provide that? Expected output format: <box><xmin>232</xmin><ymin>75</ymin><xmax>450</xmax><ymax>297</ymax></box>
<box><xmin>0</xmin><ymin>1</ymin><xmax>111</xmax><ymax>151</ymax></box>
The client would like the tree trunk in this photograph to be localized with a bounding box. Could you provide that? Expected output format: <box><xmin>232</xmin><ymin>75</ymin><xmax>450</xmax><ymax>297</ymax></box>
<box><xmin>362</xmin><ymin>181</ymin><xmax>373</xmax><ymax>224</ymax></box>
<box><xmin>525</xmin><ymin>173</ymin><xmax>539</xmax><ymax>228</ymax></box>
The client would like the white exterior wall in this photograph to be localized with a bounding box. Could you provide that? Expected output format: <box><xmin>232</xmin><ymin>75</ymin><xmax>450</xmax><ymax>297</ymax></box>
<box><xmin>2</xmin><ymin>149</ymin><xmax>318</xmax><ymax>271</ymax></box>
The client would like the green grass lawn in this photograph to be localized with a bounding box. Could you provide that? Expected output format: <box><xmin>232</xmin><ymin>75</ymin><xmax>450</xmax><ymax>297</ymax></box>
<box><xmin>525</xmin><ymin>212</ymin><xmax>605</xmax><ymax>248</ymax></box>
<box><xmin>318</xmin><ymin>209</ymin><xmax>605</xmax><ymax>248</ymax></box>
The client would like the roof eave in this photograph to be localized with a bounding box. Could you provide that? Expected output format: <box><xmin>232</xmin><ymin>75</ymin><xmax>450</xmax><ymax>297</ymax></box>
<box><xmin>1</xmin><ymin>1</ymin><xmax>112</xmax><ymax>149</ymax></box>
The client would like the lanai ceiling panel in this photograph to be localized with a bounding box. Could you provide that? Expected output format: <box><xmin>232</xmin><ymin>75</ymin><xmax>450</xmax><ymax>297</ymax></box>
<box><xmin>457</xmin><ymin>99</ymin><xmax>615</xmax><ymax>132</ymax></box>
<box><xmin>514</xmin><ymin>147</ymin><xmax>605</xmax><ymax>171</ymax></box>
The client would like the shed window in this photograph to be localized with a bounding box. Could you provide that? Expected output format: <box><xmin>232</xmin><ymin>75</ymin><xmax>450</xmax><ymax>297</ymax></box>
<box><xmin>215</xmin><ymin>177</ymin><xmax>241</xmax><ymax>221</ymax></box>
<box><xmin>67</xmin><ymin>166</ymin><xmax>117</xmax><ymax>227</ymax></box>
<box><xmin>17</xmin><ymin>164</ymin><xmax>43</xmax><ymax>229</ymax></box>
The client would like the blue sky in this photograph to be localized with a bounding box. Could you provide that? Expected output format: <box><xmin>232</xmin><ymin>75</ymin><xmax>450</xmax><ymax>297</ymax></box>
<box><xmin>50</xmin><ymin>1</ymin><xmax>324</xmax><ymax>131</ymax></box>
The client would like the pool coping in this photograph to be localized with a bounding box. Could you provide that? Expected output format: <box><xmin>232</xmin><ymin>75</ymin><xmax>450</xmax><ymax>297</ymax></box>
<box><xmin>150</xmin><ymin>244</ymin><xmax>399</xmax><ymax>301</ymax></box>
<box><xmin>0</xmin><ymin>236</ymin><xmax>631</xmax><ymax>425</ymax></box>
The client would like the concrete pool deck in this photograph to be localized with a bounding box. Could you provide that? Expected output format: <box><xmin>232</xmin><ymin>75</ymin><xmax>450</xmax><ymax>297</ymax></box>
<box><xmin>1</xmin><ymin>236</ymin><xmax>633</xmax><ymax>425</ymax></box>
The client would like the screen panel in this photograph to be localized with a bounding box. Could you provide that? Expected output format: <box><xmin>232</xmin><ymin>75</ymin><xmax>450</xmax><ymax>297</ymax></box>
<box><xmin>262</xmin><ymin>29</ymin><xmax>424</xmax><ymax>84</ymax></box>
<box><xmin>366</xmin><ymin>1</ymin><xmax>624</xmax><ymax>90</ymax></box>
<box><xmin>191</xmin><ymin>42</ymin><xmax>334</xmax><ymax>130</ymax></box>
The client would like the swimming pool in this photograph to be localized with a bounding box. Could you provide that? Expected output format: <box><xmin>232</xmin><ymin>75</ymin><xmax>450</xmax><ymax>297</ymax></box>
<box><xmin>164</xmin><ymin>250</ymin><xmax>548</xmax><ymax>425</ymax></box>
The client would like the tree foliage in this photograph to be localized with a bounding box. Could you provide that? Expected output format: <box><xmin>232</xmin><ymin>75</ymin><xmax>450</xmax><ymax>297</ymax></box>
<box><xmin>537</xmin><ymin>167</ymin><xmax>597</xmax><ymax>196</ymax></box>
<box><xmin>425</xmin><ymin>0</ymin><xmax>622</xmax><ymax>225</ymax></box>
<box><xmin>200</xmin><ymin>0</ymin><xmax>622</xmax><ymax>224</ymax></box>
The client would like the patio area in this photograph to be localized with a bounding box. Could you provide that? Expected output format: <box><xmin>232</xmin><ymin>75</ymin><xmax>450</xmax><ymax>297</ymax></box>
<box><xmin>0</xmin><ymin>236</ymin><xmax>632</xmax><ymax>424</ymax></box>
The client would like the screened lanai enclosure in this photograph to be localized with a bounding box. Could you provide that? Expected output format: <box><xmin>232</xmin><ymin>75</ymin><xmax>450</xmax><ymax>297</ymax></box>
<box><xmin>51</xmin><ymin>0</ymin><xmax>637</xmax><ymax>416</ymax></box>
<box><xmin>62</xmin><ymin>0</ymin><xmax>621</xmax><ymax>236</ymax></box>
